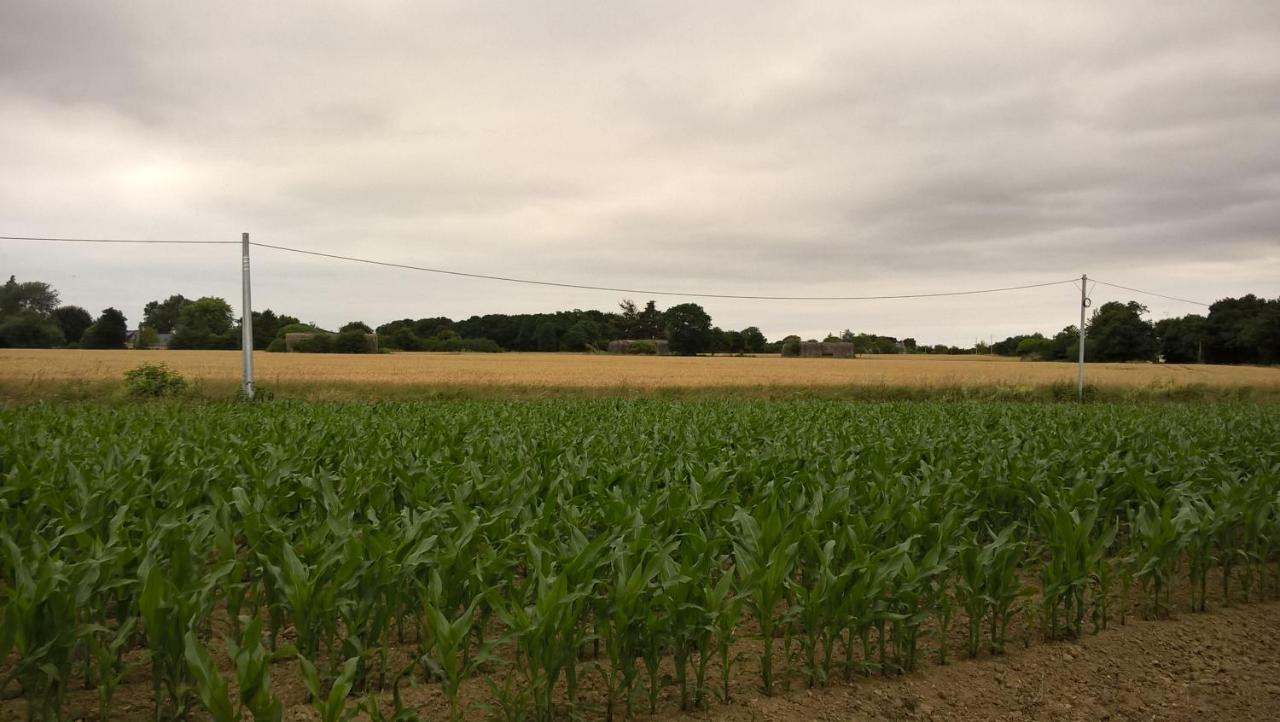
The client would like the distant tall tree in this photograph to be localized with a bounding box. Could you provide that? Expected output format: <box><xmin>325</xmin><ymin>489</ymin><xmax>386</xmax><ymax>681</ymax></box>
<box><xmin>1049</xmin><ymin>326</ymin><xmax>1079</xmax><ymax>361</ymax></box>
<box><xmin>51</xmin><ymin>305</ymin><xmax>93</xmax><ymax>345</ymax></box>
<box><xmin>141</xmin><ymin>294</ymin><xmax>189</xmax><ymax>334</ymax></box>
<box><xmin>617</xmin><ymin>299</ymin><xmax>640</xmax><ymax>338</ymax></box>
<box><xmin>81</xmin><ymin>308</ymin><xmax>128</xmax><ymax>349</ymax></box>
<box><xmin>1155</xmin><ymin>315</ymin><xmax>1208</xmax><ymax>363</ymax></box>
<box><xmin>637</xmin><ymin>300</ymin><xmax>664</xmax><ymax>338</ymax></box>
<box><xmin>340</xmin><ymin>321</ymin><xmax>373</xmax><ymax>333</ymax></box>
<box><xmin>740</xmin><ymin>326</ymin><xmax>767</xmax><ymax>353</ymax></box>
<box><xmin>0</xmin><ymin>275</ymin><xmax>60</xmax><ymax>316</ymax></box>
<box><xmin>724</xmin><ymin>330</ymin><xmax>745</xmax><ymax>354</ymax></box>
<box><xmin>1087</xmin><ymin>301</ymin><xmax>1158</xmax><ymax>362</ymax></box>
<box><xmin>170</xmin><ymin>297</ymin><xmax>236</xmax><ymax>349</ymax></box>
<box><xmin>1203</xmin><ymin>295</ymin><xmax>1280</xmax><ymax>364</ymax></box>
<box><xmin>664</xmin><ymin>303</ymin><xmax>712</xmax><ymax>355</ymax></box>
<box><xmin>249</xmin><ymin>309</ymin><xmax>299</xmax><ymax>350</ymax></box>
<box><xmin>0</xmin><ymin>313</ymin><xmax>64</xmax><ymax>348</ymax></box>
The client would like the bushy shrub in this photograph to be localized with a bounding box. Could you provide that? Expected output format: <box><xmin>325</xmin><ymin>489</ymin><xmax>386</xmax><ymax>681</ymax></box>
<box><xmin>333</xmin><ymin>329</ymin><xmax>370</xmax><ymax>354</ymax></box>
<box><xmin>629</xmin><ymin>340</ymin><xmax>658</xmax><ymax>355</ymax></box>
<box><xmin>293</xmin><ymin>334</ymin><xmax>334</xmax><ymax>353</ymax></box>
<box><xmin>266</xmin><ymin>338</ymin><xmax>287</xmax><ymax>352</ymax></box>
<box><xmin>123</xmin><ymin>363</ymin><xmax>187</xmax><ymax>398</ymax></box>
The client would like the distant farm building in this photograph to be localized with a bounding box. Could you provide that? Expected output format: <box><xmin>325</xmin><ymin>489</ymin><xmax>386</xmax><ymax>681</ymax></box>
<box><xmin>607</xmin><ymin>339</ymin><xmax>670</xmax><ymax>355</ymax></box>
<box><xmin>125</xmin><ymin>330</ymin><xmax>173</xmax><ymax>350</ymax></box>
<box><xmin>800</xmin><ymin>341</ymin><xmax>855</xmax><ymax>358</ymax></box>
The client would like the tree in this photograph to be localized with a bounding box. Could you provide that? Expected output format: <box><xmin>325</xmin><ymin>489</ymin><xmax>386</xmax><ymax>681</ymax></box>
<box><xmin>724</xmin><ymin>330</ymin><xmax>745</xmax><ymax>354</ymax></box>
<box><xmin>534</xmin><ymin>322</ymin><xmax>559</xmax><ymax>352</ymax></box>
<box><xmin>0</xmin><ymin>275</ymin><xmax>59</xmax><ymax>316</ymax></box>
<box><xmin>1016</xmin><ymin>336</ymin><xmax>1054</xmax><ymax>359</ymax></box>
<box><xmin>902</xmin><ymin>338</ymin><xmax>918</xmax><ymax>352</ymax></box>
<box><xmin>1049</xmin><ymin>326</ymin><xmax>1079</xmax><ymax>361</ymax></box>
<box><xmin>170</xmin><ymin>297</ymin><xmax>236</xmax><ymax>350</ymax></box>
<box><xmin>1155</xmin><ymin>315</ymin><xmax>1207</xmax><ymax>363</ymax></box>
<box><xmin>0</xmin><ymin>313</ymin><xmax>64</xmax><ymax>348</ymax></box>
<box><xmin>81</xmin><ymin>308</ymin><xmax>128</xmax><ymax>349</ymax></box>
<box><xmin>250</xmin><ymin>309</ymin><xmax>299</xmax><ymax>350</ymax></box>
<box><xmin>561</xmin><ymin>321</ymin><xmax>597</xmax><ymax>351</ymax></box>
<box><xmin>141</xmin><ymin>294</ymin><xmax>189</xmax><ymax>334</ymax></box>
<box><xmin>1087</xmin><ymin>301</ymin><xmax>1158</xmax><ymax>362</ymax></box>
<box><xmin>1203</xmin><ymin>295</ymin><xmax>1280</xmax><ymax>364</ymax></box>
<box><xmin>637</xmin><ymin>301</ymin><xmax>664</xmax><ymax>338</ymax></box>
<box><xmin>617</xmin><ymin>299</ymin><xmax>640</xmax><ymax>338</ymax></box>
<box><xmin>51</xmin><ymin>305</ymin><xmax>93</xmax><ymax>345</ymax></box>
<box><xmin>340</xmin><ymin>321</ymin><xmax>373</xmax><ymax>333</ymax></box>
<box><xmin>780</xmin><ymin>334</ymin><xmax>802</xmax><ymax>357</ymax></box>
<box><xmin>333</xmin><ymin>329</ymin><xmax>371</xmax><ymax>353</ymax></box>
<box><xmin>663</xmin><ymin>303</ymin><xmax>713</xmax><ymax>356</ymax></box>
<box><xmin>741</xmin><ymin>327</ymin><xmax>767</xmax><ymax>353</ymax></box>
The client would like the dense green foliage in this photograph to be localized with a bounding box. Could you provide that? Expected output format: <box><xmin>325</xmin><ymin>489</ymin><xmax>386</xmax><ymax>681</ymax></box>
<box><xmin>123</xmin><ymin>363</ymin><xmax>188</xmax><ymax>398</ymax></box>
<box><xmin>1</xmin><ymin>401</ymin><xmax>1278</xmax><ymax>719</ymax></box>
<box><xmin>79</xmin><ymin>308</ymin><xmax>128</xmax><ymax>349</ymax></box>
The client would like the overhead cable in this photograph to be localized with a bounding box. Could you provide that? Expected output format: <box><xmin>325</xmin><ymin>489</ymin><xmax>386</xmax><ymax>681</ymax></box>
<box><xmin>1090</xmin><ymin>279</ymin><xmax>1210</xmax><ymax>307</ymax></box>
<box><xmin>0</xmin><ymin>234</ymin><xmax>237</xmax><ymax>245</ymax></box>
<box><xmin>4</xmin><ymin>233</ymin><xmax>1199</xmax><ymax>303</ymax></box>
<box><xmin>247</xmin><ymin>241</ymin><xmax>1079</xmax><ymax>300</ymax></box>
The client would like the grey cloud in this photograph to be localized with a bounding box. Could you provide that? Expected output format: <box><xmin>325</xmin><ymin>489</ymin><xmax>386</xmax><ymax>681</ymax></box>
<box><xmin>1</xmin><ymin>1</ymin><xmax>1278</xmax><ymax>346</ymax></box>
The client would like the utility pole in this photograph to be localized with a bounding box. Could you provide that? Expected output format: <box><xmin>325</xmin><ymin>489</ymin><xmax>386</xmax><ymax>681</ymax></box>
<box><xmin>240</xmin><ymin>232</ymin><xmax>253</xmax><ymax>396</ymax></box>
<box><xmin>1077</xmin><ymin>273</ymin><xmax>1089</xmax><ymax>401</ymax></box>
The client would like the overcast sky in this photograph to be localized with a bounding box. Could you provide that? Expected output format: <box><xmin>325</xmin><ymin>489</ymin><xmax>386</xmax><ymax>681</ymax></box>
<box><xmin>2</xmin><ymin>2</ymin><xmax>1277</xmax><ymax>346</ymax></box>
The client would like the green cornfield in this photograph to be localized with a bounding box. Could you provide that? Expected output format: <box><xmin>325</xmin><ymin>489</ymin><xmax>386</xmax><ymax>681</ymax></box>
<box><xmin>2</xmin><ymin>400</ymin><xmax>1279</xmax><ymax>721</ymax></box>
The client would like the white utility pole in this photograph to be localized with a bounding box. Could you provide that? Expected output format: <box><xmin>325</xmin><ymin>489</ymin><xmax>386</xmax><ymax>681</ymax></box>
<box><xmin>1077</xmin><ymin>273</ymin><xmax>1089</xmax><ymax>401</ymax></box>
<box><xmin>240</xmin><ymin>232</ymin><xmax>253</xmax><ymax>396</ymax></box>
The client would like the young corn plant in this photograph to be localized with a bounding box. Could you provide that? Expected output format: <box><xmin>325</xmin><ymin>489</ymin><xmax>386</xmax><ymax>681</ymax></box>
<box><xmin>1132</xmin><ymin>497</ymin><xmax>1182</xmax><ymax>619</ymax></box>
<box><xmin>732</xmin><ymin>506</ymin><xmax>797</xmax><ymax>696</ymax></box>
<box><xmin>419</xmin><ymin>599</ymin><xmax>486</xmax><ymax>722</ymax></box>
<box><xmin>0</xmin><ymin>535</ymin><xmax>89</xmax><ymax>722</ymax></box>
<box><xmin>300</xmin><ymin>655</ymin><xmax>362</xmax><ymax>722</ymax></box>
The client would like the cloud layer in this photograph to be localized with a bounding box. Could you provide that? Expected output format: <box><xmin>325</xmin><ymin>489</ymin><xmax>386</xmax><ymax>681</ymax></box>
<box><xmin>2</xmin><ymin>2</ymin><xmax>1277</xmax><ymax>344</ymax></box>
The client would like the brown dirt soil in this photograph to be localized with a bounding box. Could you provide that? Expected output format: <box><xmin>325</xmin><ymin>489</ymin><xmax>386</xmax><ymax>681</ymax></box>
<box><xmin>671</xmin><ymin>601</ymin><xmax>1280</xmax><ymax>722</ymax></box>
<box><xmin>6</xmin><ymin>600</ymin><xmax>1278</xmax><ymax>721</ymax></box>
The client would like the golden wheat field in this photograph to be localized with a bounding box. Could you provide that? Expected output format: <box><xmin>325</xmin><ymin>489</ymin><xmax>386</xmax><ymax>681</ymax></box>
<box><xmin>2</xmin><ymin>349</ymin><xmax>1277</xmax><ymax>392</ymax></box>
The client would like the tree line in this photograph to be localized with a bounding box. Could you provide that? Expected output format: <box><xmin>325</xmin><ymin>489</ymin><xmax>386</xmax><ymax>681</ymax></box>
<box><xmin>990</xmin><ymin>298</ymin><xmax>1280</xmax><ymax>364</ymax></box>
<box><xmin>2</xmin><ymin>274</ymin><xmax>1276</xmax><ymax>363</ymax></box>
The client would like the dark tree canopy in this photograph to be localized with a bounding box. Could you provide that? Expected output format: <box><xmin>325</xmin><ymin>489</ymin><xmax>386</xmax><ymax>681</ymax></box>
<box><xmin>664</xmin><ymin>303</ymin><xmax>713</xmax><ymax>356</ymax></box>
<box><xmin>740</xmin><ymin>326</ymin><xmax>767</xmax><ymax>353</ymax></box>
<box><xmin>81</xmin><ymin>308</ymin><xmax>128</xmax><ymax>349</ymax></box>
<box><xmin>170</xmin><ymin>297</ymin><xmax>236</xmax><ymax>350</ymax></box>
<box><xmin>1086</xmin><ymin>301</ymin><xmax>1158</xmax><ymax>362</ymax></box>
<box><xmin>51</xmin><ymin>305</ymin><xmax>93</xmax><ymax>345</ymax></box>
<box><xmin>141</xmin><ymin>294</ymin><xmax>190</xmax><ymax>334</ymax></box>
<box><xmin>0</xmin><ymin>312</ymin><xmax>64</xmax><ymax>348</ymax></box>
<box><xmin>1155</xmin><ymin>315</ymin><xmax>1207</xmax><ymax>364</ymax></box>
<box><xmin>0</xmin><ymin>275</ymin><xmax>60</xmax><ymax>316</ymax></box>
<box><xmin>340</xmin><ymin>321</ymin><xmax>373</xmax><ymax>333</ymax></box>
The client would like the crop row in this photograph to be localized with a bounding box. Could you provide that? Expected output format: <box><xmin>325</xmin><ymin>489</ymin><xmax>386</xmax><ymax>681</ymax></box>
<box><xmin>2</xmin><ymin>400</ymin><xmax>1279</xmax><ymax>721</ymax></box>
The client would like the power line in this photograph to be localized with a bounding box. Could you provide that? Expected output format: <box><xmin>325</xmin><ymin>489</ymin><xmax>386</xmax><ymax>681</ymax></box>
<box><xmin>1090</xmin><ymin>279</ymin><xmax>1210</xmax><ymax>307</ymax></box>
<box><xmin>248</xmin><ymin>241</ymin><xmax>1078</xmax><ymax>300</ymax></box>
<box><xmin>9</xmin><ymin>232</ymin><xmax>1203</xmax><ymax>303</ymax></box>
<box><xmin>0</xmin><ymin>234</ymin><xmax>237</xmax><ymax>245</ymax></box>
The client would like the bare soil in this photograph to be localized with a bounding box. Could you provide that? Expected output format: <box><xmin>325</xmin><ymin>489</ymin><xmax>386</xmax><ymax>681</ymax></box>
<box><xmin>668</xmin><ymin>601</ymin><xmax>1280</xmax><ymax>722</ymax></box>
<box><xmin>6</xmin><ymin>599</ymin><xmax>1277</xmax><ymax>721</ymax></box>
